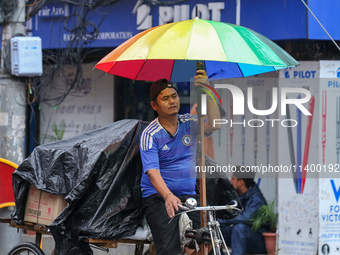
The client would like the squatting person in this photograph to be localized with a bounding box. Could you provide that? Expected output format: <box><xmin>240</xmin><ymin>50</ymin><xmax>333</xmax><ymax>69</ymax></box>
<box><xmin>219</xmin><ymin>167</ymin><xmax>270</xmax><ymax>255</ymax></box>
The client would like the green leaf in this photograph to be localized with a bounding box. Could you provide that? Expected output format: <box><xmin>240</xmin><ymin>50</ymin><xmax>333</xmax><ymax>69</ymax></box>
<box><xmin>51</xmin><ymin>120</ymin><xmax>66</xmax><ymax>140</ymax></box>
<box><xmin>251</xmin><ymin>200</ymin><xmax>278</xmax><ymax>233</ymax></box>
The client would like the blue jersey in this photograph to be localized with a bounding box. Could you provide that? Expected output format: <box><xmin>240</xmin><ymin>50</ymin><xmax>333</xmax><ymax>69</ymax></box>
<box><xmin>140</xmin><ymin>114</ymin><xmax>199</xmax><ymax>198</ymax></box>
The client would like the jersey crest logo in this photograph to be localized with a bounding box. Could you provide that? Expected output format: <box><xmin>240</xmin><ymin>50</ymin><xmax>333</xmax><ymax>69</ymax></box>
<box><xmin>161</xmin><ymin>144</ymin><xmax>170</xmax><ymax>150</ymax></box>
<box><xmin>182</xmin><ymin>135</ymin><xmax>192</xmax><ymax>146</ymax></box>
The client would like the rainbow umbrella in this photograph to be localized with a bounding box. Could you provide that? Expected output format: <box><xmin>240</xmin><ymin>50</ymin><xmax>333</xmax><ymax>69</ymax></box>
<box><xmin>95</xmin><ymin>18</ymin><xmax>299</xmax><ymax>82</ymax></box>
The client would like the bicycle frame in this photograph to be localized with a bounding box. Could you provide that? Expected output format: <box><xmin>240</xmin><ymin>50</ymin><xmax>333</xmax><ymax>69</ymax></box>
<box><xmin>172</xmin><ymin>200</ymin><xmax>241</xmax><ymax>255</ymax></box>
<box><xmin>207</xmin><ymin>210</ymin><xmax>227</xmax><ymax>255</ymax></box>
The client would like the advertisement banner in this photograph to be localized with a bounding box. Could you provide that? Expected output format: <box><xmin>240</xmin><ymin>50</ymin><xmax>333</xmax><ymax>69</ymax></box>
<box><xmin>277</xmin><ymin>61</ymin><xmax>320</xmax><ymax>255</ymax></box>
<box><xmin>207</xmin><ymin>71</ymin><xmax>278</xmax><ymax>202</ymax></box>
<box><xmin>28</xmin><ymin>0</ymin><xmax>307</xmax><ymax>49</ymax></box>
<box><xmin>319</xmin><ymin>60</ymin><xmax>340</xmax><ymax>255</ymax></box>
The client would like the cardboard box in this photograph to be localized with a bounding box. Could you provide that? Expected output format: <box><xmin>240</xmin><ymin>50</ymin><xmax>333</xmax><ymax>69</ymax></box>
<box><xmin>24</xmin><ymin>185</ymin><xmax>67</xmax><ymax>225</ymax></box>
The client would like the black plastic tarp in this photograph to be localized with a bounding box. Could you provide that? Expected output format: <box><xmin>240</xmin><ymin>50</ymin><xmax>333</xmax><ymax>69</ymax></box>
<box><xmin>12</xmin><ymin>119</ymin><xmax>241</xmax><ymax>254</ymax></box>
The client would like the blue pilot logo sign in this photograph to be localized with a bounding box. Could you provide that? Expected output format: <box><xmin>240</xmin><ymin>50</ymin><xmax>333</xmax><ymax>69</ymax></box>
<box><xmin>182</xmin><ymin>135</ymin><xmax>192</xmax><ymax>146</ymax></box>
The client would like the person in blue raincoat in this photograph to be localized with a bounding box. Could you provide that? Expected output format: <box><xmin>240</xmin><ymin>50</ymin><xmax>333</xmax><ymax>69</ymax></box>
<box><xmin>219</xmin><ymin>166</ymin><xmax>269</xmax><ymax>255</ymax></box>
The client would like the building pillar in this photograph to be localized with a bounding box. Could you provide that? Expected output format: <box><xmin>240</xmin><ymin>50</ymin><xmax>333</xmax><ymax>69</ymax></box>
<box><xmin>0</xmin><ymin>0</ymin><xmax>27</xmax><ymax>165</ymax></box>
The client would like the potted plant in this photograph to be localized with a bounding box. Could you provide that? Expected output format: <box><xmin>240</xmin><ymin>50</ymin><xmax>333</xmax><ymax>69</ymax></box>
<box><xmin>251</xmin><ymin>201</ymin><xmax>278</xmax><ymax>255</ymax></box>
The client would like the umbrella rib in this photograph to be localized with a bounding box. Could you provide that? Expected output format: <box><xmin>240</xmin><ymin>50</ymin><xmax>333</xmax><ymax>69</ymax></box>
<box><xmin>134</xmin><ymin>60</ymin><xmax>149</xmax><ymax>81</ymax></box>
<box><xmin>204</xmin><ymin>20</ymin><xmax>229</xmax><ymax>62</ymax></box>
<box><xmin>185</xmin><ymin>19</ymin><xmax>197</xmax><ymax>60</ymax></box>
<box><xmin>107</xmin><ymin>62</ymin><xmax>116</xmax><ymax>75</ymax></box>
<box><xmin>235</xmin><ymin>63</ymin><xmax>245</xmax><ymax>77</ymax></box>
<box><xmin>232</xmin><ymin>26</ymin><xmax>266</xmax><ymax>67</ymax></box>
<box><xmin>168</xmin><ymin>60</ymin><xmax>176</xmax><ymax>82</ymax></box>
<box><xmin>251</xmin><ymin>30</ymin><xmax>298</xmax><ymax>67</ymax></box>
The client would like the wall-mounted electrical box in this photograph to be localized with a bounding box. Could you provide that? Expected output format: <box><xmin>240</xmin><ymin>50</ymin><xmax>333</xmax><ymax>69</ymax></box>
<box><xmin>11</xmin><ymin>37</ymin><xmax>43</xmax><ymax>77</ymax></box>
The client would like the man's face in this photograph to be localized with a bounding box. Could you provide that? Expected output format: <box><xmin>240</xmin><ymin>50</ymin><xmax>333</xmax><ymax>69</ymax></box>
<box><xmin>322</xmin><ymin>246</ymin><xmax>327</xmax><ymax>254</ymax></box>
<box><xmin>231</xmin><ymin>174</ymin><xmax>239</xmax><ymax>190</ymax></box>
<box><xmin>152</xmin><ymin>88</ymin><xmax>180</xmax><ymax>117</ymax></box>
<box><xmin>231</xmin><ymin>174</ymin><xmax>242</xmax><ymax>195</ymax></box>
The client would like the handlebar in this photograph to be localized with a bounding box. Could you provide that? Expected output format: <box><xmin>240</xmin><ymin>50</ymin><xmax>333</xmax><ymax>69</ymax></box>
<box><xmin>169</xmin><ymin>198</ymin><xmax>241</xmax><ymax>223</ymax></box>
<box><xmin>177</xmin><ymin>200</ymin><xmax>240</xmax><ymax>214</ymax></box>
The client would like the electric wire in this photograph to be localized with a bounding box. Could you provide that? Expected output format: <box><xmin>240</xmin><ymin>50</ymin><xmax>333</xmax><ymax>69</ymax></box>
<box><xmin>0</xmin><ymin>0</ymin><xmax>123</xmax><ymax>145</ymax></box>
<box><xmin>301</xmin><ymin>0</ymin><xmax>340</xmax><ymax>52</ymax></box>
<box><xmin>0</xmin><ymin>0</ymin><xmax>18</xmax><ymax>21</ymax></box>
<box><xmin>1</xmin><ymin>0</ymin><xmax>191</xmax><ymax>112</ymax></box>
<box><xmin>26</xmin><ymin>0</ymin><xmax>46</xmax><ymax>21</ymax></box>
<box><xmin>29</xmin><ymin>0</ymin><xmax>119</xmax><ymax>107</ymax></box>
<box><xmin>35</xmin><ymin>0</ymin><xmax>121</xmax><ymax>144</ymax></box>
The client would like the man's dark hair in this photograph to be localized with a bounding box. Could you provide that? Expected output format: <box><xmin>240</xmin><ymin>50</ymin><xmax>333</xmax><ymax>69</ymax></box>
<box><xmin>149</xmin><ymin>78</ymin><xmax>177</xmax><ymax>118</ymax></box>
<box><xmin>232</xmin><ymin>166</ymin><xmax>255</xmax><ymax>188</ymax></box>
<box><xmin>322</xmin><ymin>244</ymin><xmax>330</xmax><ymax>255</ymax></box>
<box><xmin>149</xmin><ymin>78</ymin><xmax>176</xmax><ymax>102</ymax></box>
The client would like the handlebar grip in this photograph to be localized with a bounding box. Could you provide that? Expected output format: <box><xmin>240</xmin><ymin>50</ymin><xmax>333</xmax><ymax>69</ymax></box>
<box><xmin>178</xmin><ymin>204</ymin><xmax>189</xmax><ymax>210</ymax></box>
<box><xmin>226</xmin><ymin>200</ymin><xmax>238</xmax><ymax>210</ymax></box>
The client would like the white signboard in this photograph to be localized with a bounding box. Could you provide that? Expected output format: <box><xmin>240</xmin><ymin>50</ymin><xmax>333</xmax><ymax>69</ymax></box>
<box><xmin>277</xmin><ymin>61</ymin><xmax>319</xmax><ymax>255</ymax></box>
<box><xmin>211</xmin><ymin>71</ymin><xmax>278</xmax><ymax>202</ymax></box>
<box><xmin>319</xmin><ymin>60</ymin><xmax>340</xmax><ymax>255</ymax></box>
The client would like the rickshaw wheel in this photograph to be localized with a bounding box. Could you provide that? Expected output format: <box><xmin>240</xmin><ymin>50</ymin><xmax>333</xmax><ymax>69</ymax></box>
<box><xmin>8</xmin><ymin>242</ymin><xmax>45</xmax><ymax>255</ymax></box>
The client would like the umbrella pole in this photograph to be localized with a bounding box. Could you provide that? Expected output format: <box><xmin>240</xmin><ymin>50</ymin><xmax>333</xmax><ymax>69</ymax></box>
<box><xmin>197</xmin><ymin>89</ymin><xmax>208</xmax><ymax>255</ymax></box>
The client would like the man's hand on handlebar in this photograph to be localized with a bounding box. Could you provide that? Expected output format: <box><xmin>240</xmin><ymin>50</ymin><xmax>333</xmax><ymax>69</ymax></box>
<box><xmin>165</xmin><ymin>193</ymin><xmax>181</xmax><ymax>218</ymax></box>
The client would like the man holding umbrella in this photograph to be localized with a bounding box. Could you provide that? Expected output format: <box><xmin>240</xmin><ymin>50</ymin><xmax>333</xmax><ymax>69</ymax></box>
<box><xmin>140</xmin><ymin>70</ymin><xmax>221</xmax><ymax>255</ymax></box>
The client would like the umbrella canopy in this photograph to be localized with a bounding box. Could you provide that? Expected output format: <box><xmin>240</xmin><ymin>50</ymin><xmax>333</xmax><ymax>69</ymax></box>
<box><xmin>95</xmin><ymin>18</ymin><xmax>299</xmax><ymax>82</ymax></box>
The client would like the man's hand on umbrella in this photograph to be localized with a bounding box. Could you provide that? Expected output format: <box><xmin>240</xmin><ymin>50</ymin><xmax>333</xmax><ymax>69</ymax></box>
<box><xmin>194</xmin><ymin>70</ymin><xmax>210</xmax><ymax>88</ymax></box>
